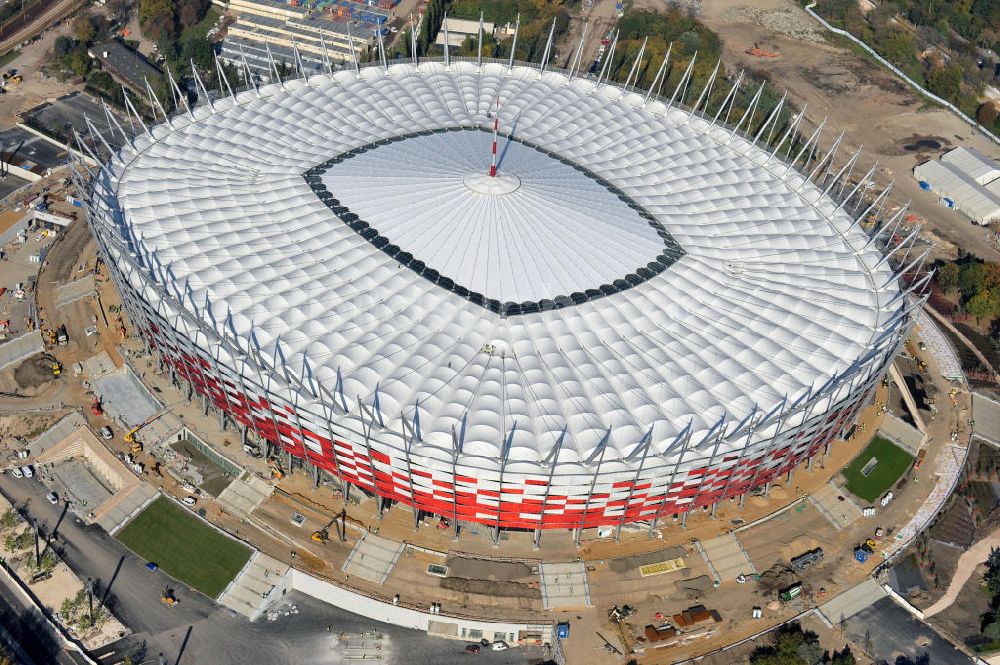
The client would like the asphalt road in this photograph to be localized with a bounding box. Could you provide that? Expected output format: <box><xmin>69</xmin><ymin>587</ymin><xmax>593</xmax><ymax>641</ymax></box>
<box><xmin>0</xmin><ymin>474</ymin><xmax>548</xmax><ymax>665</ymax></box>
<box><xmin>844</xmin><ymin>597</ymin><xmax>973</xmax><ymax>665</ymax></box>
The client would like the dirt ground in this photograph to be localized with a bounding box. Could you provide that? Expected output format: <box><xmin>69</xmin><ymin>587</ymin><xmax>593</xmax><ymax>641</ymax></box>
<box><xmin>928</xmin><ymin>561</ymin><xmax>991</xmax><ymax>652</ymax></box>
<box><xmin>697</xmin><ymin>0</ymin><xmax>1000</xmax><ymax>263</ymax></box>
<box><xmin>0</xmin><ymin>18</ymin><xmax>80</xmax><ymax>127</ymax></box>
<box><xmin>12</xmin><ymin>353</ymin><xmax>58</xmax><ymax>390</ymax></box>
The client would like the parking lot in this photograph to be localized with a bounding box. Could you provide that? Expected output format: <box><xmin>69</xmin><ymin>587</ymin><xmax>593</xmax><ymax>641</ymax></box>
<box><xmin>24</xmin><ymin>92</ymin><xmax>132</xmax><ymax>151</ymax></box>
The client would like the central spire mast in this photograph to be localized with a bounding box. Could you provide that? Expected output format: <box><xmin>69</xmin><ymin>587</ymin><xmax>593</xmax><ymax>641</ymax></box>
<box><xmin>490</xmin><ymin>98</ymin><xmax>500</xmax><ymax>177</ymax></box>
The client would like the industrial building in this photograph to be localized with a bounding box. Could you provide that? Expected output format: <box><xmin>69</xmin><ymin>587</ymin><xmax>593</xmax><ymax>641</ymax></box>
<box><xmin>435</xmin><ymin>17</ymin><xmax>495</xmax><ymax>47</ymax></box>
<box><xmin>221</xmin><ymin>0</ymin><xmax>381</xmax><ymax>81</ymax></box>
<box><xmin>913</xmin><ymin>146</ymin><xmax>1000</xmax><ymax>225</ymax></box>
<box><xmin>80</xmin><ymin>53</ymin><xmax>916</xmax><ymax>545</ymax></box>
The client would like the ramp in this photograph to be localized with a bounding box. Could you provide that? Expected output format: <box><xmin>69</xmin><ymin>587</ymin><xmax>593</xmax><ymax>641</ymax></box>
<box><xmin>819</xmin><ymin>578</ymin><xmax>887</xmax><ymax>625</ymax></box>
<box><xmin>697</xmin><ymin>533</ymin><xmax>755</xmax><ymax>582</ymax></box>
<box><xmin>218</xmin><ymin>551</ymin><xmax>290</xmax><ymax>618</ymax></box>
<box><xmin>0</xmin><ymin>330</ymin><xmax>42</xmax><ymax>370</ymax></box>
<box><xmin>809</xmin><ymin>482</ymin><xmax>862</xmax><ymax>530</ymax></box>
<box><xmin>539</xmin><ymin>561</ymin><xmax>591</xmax><ymax>609</ymax></box>
<box><xmin>93</xmin><ymin>367</ymin><xmax>161</xmax><ymax>426</ymax></box>
<box><xmin>342</xmin><ymin>533</ymin><xmax>405</xmax><ymax>585</ymax></box>
<box><xmin>55</xmin><ymin>275</ymin><xmax>95</xmax><ymax>307</ymax></box>
<box><xmin>218</xmin><ymin>472</ymin><xmax>273</xmax><ymax>516</ymax></box>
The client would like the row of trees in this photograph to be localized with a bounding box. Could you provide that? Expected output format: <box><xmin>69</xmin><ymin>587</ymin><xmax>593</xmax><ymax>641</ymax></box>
<box><xmin>749</xmin><ymin>622</ymin><xmax>856</xmax><ymax>665</ymax></box>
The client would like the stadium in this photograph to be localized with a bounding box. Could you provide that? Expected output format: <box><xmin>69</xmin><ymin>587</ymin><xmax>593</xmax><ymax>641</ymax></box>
<box><xmin>82</xmin><ymin>52</ymin><xmax>919</xmax><ymax>542</ymax></box>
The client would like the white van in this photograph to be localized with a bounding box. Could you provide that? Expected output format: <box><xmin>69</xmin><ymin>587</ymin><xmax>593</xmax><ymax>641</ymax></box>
<box><xmin>19</xmin><ymin>465</ymin><xmax>32</xmax><ymax>478</ymax></box>
<box><xmin>9</xmin><ymin>467</ymin><xmax>22</xmax><ymax>478</ymax></box>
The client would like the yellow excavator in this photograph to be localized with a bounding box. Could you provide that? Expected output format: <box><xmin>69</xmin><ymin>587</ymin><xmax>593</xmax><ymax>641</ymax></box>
<box><xmin>51</xmin><ymin>361</ymin><xmax>62</xmax><ymax>376</ymax></box>
<box><xmin>268</xmin><ymin>456</ymin><xmax>285</xmax><ymax>480</ymax></box>
<box><xmin>311</xmin><ymin>515</ymin><xmax>339</xmax><ymax>544</ymax></box>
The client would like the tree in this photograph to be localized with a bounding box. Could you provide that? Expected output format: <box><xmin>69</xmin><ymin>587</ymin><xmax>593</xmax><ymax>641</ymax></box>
<box><xmin>74</xmin><ymin>14</ymin><xmax>97</xmax><ymax>45</ymax></box>
<box><xmin>831</xmin><ymin>646</ymin><xmax>857</xmax><ymax>665</ymax></box>
<box><xmin>959</xmin><ymin>261</ymin><xmax>988</xmax><ymax>299</ymax></box>
<box><xmin>139</xmin><ymin>0</ymin><xmax>175</xmax><ymax>42</ymax></box>
<box><xmin>927</xmin><ymin>64</ymin><xmax>963</xmax><ymax>102</ymax></box>
<box><xmin>937</xmin><ymin>261</ymin><xmax>960</xmax><ymax>292</ymax></box>
<box><xmin>985</xmin><ymin>546</ymin><xmax>1000</xmax><ymax>595</ymax></box>
<box><xmin>965</xmin><ymin>289</ymin><xmax>999</xmax><ymax>322</ymax></box>
<box><xmin>750</xmin><ymin>622</ymin><xmax>824</xmax><ymax>665</ymax></box>
<box><xmin>53</xmin><ymin>35</ymin><xmax>73</xmax><ymax>58</ymax></box>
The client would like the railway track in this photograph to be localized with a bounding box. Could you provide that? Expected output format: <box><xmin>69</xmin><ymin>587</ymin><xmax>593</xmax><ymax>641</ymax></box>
<box><xmin>0</xmin><ymin>0</ymin><xmax>84</xmax><ymax>57</ymax></box>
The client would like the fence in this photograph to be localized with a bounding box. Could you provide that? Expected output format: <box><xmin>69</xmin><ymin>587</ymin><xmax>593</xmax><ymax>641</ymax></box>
<box><xmin>803</xmin><ymin>2</ymin><xmax>1000</xmax><ymax>149</ymax></box>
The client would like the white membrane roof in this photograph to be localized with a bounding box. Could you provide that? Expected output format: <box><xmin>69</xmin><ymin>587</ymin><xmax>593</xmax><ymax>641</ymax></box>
<box><xmin>316</xmin><ymin>130</ymin><xmax>674</xmax><ymax>304</ymax></box>
<box><xmin>113</xmin><ymin>61</ymin><xmax>898</xmax><ymax>463</ymax></box>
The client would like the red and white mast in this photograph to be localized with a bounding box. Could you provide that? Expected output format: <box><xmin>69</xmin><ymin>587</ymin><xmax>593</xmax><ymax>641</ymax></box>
<box><xmin>490</xmin><ymin>98</ymin><xmax>500</xmax><ymax>177</ymax></box>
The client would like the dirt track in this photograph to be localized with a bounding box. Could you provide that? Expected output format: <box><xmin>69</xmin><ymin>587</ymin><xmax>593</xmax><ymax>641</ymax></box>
<box><xmin>923</xmin><ymin>525</ymin><xmax>1000</xmax><ymax>617</ymax></box>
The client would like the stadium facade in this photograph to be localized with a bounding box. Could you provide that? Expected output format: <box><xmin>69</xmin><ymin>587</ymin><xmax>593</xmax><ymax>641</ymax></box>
<box><xmin>80</xmin><ymin>50</ymin><xmax>925</xmax><ymax>541</ymax></box>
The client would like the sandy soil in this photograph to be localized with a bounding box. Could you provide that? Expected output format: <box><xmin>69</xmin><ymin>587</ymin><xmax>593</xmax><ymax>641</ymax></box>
<box><xmin>698</xmin><ymin>0</ymin><xmax>1000</xmax><ymax>262</ymax></box>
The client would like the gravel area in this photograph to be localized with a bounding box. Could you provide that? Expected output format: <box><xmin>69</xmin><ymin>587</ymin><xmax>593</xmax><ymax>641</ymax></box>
<box><xmin>720</xmin><ymin>6</ymin><xmax>828</xmax><ymax>43</ymax></box>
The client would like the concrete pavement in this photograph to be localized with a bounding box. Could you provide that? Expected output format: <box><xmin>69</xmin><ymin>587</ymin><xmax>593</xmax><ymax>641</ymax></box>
<box><xmin>0</xmin><ymin>473</ymin><xmax>546</xmax><ymax>665</ymax></box>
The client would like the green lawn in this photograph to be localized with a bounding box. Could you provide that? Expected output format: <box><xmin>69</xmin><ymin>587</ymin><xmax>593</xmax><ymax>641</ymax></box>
<box><xmin>842</xmin><ymin>436</ymin><xmax>914</xmax><ymax>503</ymax></box>
<box><xmin>116</xmin><ymin>496</ymin><xmax>250</xmax><ymax>599</ymax></box>
<box><xmin>0</xmin><ymin>50</ymin><xmax>21</xmax><ymax>70</ymax></box>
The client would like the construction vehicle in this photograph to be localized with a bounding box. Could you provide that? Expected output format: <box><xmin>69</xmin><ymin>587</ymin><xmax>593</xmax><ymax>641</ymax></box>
<box><xmin>790</xmin><ymin>548</ymin><xmax>824</xmax><ymax>572</ymax></box>
<box><xmin>161</xmin><ymin>589</ymin><xmax>178</xmax><ymax>607</ymax></box>
<box><xmin>268</xmin><ymin>456</ymin><xmax>285</xmax><ymax>480</ymax></box>
<box><xmin>56</xmin><ymin>325</ymin><xmax>68</xmax><ymax>346</ymax></box>
<box><xmin>124</xmin><ymin>413</ymin><xmax>164</xmax><ymax>447</ymax></box>
<box><xmin>91</xmin><ymin>397</ymin><xmax>103</xmax><ymax>416</ymax></box>
<box><xmin>130</xmin><ymin>441</ymin><xmax>143</xmax><ymax>455</ymax></box>
<box><xmin>46</xmin><ymin>329</ymin><xmax>57</xmax><ymax>345</ymax></box>
<box><xmin>746</xmin><ymin>43</ymin><xmax>780</xmax><ymax>58</ymax></box>
<box><xmin>51</xmin><ymin>361</ymin><xmax>62</xmax><ymax>377</ymax></box>
<box><xmin>779</xmin><ymin>583</ymin><xmax>802</xmax><ymax>602</ymax></box>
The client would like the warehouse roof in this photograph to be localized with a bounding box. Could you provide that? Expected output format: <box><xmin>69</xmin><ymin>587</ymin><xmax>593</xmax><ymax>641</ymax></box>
<box><xmin>914</xmin><ymin>148</ymin><xmax>1000</xmax><ymax>223</ymax></box>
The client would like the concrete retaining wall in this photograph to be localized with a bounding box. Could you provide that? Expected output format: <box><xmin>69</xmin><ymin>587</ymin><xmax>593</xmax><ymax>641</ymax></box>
<box><xmin>289</xmin><ymin>568</ymin><xmax>551</xmax><ymax>644</ymax></box>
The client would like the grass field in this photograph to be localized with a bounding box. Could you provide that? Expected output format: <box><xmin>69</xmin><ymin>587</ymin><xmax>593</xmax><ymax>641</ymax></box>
<box><xmin>842</xmin><ymin>436</ymin><xmax>913</xmax><ymax>503</ymax></box>
<box><xmin>116</xmin><ymin>497</ymin><xmax>250</xmax><ymax>599</ymax></box>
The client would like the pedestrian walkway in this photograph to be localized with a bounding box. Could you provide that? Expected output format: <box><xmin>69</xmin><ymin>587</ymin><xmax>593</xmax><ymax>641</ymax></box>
<box><xmin>974</xmin><ymin>392</ymin><xmax>1000</xmax><ymax>446</ymax></box>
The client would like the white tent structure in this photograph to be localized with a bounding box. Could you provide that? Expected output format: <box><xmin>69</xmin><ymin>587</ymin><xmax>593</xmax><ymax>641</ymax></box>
<box><xmin>914</xmin><ymin>146</ymin><xmax>1000</xmax><ymax>225</ymax></box>
<box><xmin>78</xmin><ymin>48</ymin><xmax>918</xmax><ymax>543</ymax></box>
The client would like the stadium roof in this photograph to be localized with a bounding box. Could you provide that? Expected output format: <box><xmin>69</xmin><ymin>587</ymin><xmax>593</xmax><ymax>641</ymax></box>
<box><xmin>111</xmin><ymin>60</ymin><xmax>899</xmax><ymax>464</ymax></box>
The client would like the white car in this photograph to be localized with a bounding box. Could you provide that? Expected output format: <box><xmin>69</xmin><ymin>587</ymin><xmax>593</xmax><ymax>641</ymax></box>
<box><xmin>99</xmin><ymin>426</ymin><xmax>113</xmax><ymax>440</ymax></box>
<box><xmin>19</xmin><ymin>465</ymin><xmax>32</xmax><ymax>478</ymax></box>
<box><xmin>491</xmin><ymin>641</ymin><xmax>508</xmax><ymax>651</ymax></box>
<box><xmin>182</xmin><ymin>497</ymin><xmax>196</xmax><ymax>506</ymax></box>
<box><xmin>46</xmin><ymin>492</ymin><xmax>58</xmax><ymax>505</ymax></box>
<box><xmin>9</xmin><ymin>467</ymin><xmax>22</xmax><ymax>478</ymax></box>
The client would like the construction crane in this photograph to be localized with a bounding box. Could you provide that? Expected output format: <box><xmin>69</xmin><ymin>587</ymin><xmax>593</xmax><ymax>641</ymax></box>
<box><xmin>124</xmin><ymin>413</ymin><xmax>165</xmax><ymax>451</ymax></box>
